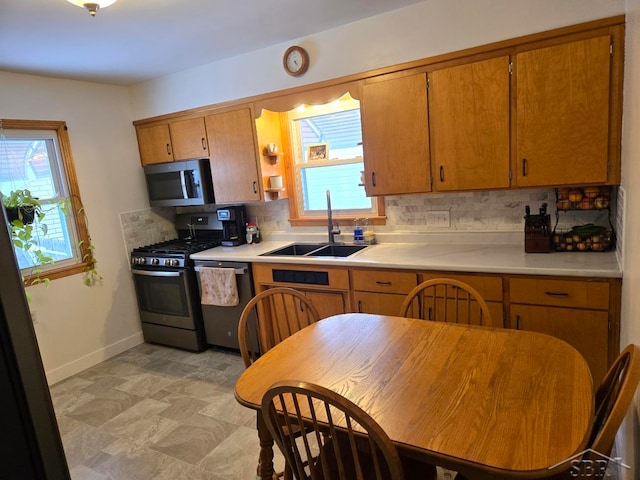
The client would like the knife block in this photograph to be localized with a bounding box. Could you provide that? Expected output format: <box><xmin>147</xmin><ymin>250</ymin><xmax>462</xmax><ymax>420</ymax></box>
<box><xmin>524</xmin><ymin>214</ymin><xmax>551</xmax><ymax>253</ymax></box>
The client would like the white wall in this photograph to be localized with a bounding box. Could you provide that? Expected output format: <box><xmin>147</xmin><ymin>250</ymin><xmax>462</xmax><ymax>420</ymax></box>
<box><xmin>130</xmin><ymin>0</ymin><xmax>624</xmax><ymax>119</ymax></box>
<box><xmin>0</xmin><ymin>71</ymin><xmax>147</xmax><ymax>384</ymax></box>
<box><xmin>620</xmin><ymin>1</ymin><xmax>640</xmax><ymax>478</ymax></box>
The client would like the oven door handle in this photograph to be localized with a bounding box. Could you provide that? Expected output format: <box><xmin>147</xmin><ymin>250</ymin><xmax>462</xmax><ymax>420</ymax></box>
<box><xmin>194</xmin><ymin>266</ymin><xmax>247</xmax><ymax>275</ymax></box>
<box><xmin>132</xmin><ymin>269</ymin><xmax>183</xmax><ymax>277</ymax></box>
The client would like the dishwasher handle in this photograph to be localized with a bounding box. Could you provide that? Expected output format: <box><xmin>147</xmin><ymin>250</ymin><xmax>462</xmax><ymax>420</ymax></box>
<box><xmin>194</xmin><ymin>265</ymin><xmax>247</xmax><ymax>275</ymax></box>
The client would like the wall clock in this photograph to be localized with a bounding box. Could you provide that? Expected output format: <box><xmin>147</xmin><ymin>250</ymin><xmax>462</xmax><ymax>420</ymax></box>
<box><xmin>283</xmin><ymin>46</ymin><xmax>309</xmax><ymax>76</ymax></box>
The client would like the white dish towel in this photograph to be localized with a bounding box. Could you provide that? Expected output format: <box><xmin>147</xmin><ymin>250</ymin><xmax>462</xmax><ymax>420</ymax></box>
<box><xmin>199</xmin><ymin>267</ymin><xmax>239</xmax><ymax>307</ymax></box>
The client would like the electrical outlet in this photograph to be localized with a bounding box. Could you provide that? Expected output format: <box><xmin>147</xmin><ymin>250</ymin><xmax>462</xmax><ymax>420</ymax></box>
<box><xmin>425</xmin><ymin>210</ymin><xmax>451</xmax><ymax>228</ymax></box>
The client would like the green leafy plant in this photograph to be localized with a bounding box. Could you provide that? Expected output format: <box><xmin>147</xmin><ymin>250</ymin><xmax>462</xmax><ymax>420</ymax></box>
<box><xmin>2</xmin><ymin>189</ymin><xmax>101</xmax><ymax>290</ymax></box>
<box><xmin>2</xmin><ymin>189</ymin><xmax>54</xmax><ymax>287</ymax></box>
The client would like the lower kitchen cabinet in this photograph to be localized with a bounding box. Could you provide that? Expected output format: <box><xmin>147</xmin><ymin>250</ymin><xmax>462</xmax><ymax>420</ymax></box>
<box><xmin>351</xmin><ymin>269</ymin><xmax>418</xmax><ymax>316</ymax></box>
<box><xmin>353</xmin><ymin>291</ymin><xmax>407</xmax><ymax>317</ymax></box>
<box><xmin>510</xmin><ymin>304</ymin><xmax>609</xmax><ymax>385</ymax></box>
<box><xmin>508</xmin><ymin>276</ymin><xmax>620</xmax><ymax>385</ymax></box>
<box><xmin>420</xmin><ymin>272</ymin><xmax>505</xmax><ymax>328</ymax></box>
<box><xmin>252</xmin><ymin>263</ymin><xmax>351</xmax><ymax>320</ymax></box>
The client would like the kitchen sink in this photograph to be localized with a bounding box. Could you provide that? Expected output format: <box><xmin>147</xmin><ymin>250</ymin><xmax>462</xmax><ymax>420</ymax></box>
<box><xmin>260</xmin><ymin>243</ymin><xmax>327</xmax><ymax>256</ymax></box>
<box><xmin>260</xmin><ymin>243</ymin><xmax>368</xmax><ymax>257</ymax></box>
<box><xmin>306</xmin><ymin>244</ymin><xmax>369</xmax><ymax>257</ymax></box>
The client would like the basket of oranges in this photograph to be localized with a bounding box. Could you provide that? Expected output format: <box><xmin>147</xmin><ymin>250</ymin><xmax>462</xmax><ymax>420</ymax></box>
<box><xmin>556</xmin><ymin>186</ymin><xmax>611</xmax><ymax>211</ymax></box>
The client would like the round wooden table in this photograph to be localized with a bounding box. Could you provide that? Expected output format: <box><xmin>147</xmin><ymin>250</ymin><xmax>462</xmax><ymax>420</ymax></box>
<box><xmin>235</xmin><ymin>313</ymin><xmax>594</xmax><ymax>480</ymax></box>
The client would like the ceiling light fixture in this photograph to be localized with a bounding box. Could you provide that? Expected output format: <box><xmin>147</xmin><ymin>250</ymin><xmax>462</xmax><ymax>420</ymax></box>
<box><xmin>66</xmin><ymin>0</ymin><xmax>118</xmax><ymax>17</ymax></box>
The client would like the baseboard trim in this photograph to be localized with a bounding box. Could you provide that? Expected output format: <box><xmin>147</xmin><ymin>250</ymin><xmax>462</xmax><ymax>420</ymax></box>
<box><xmin>45</xmin><ymin>332</ymin><xmax>144</xmax><ymax>386</ymax></box>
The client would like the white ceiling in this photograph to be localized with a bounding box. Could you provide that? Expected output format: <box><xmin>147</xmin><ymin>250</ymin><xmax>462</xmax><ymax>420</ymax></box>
<box><xmin>0</xmin><ymin>0</ymin><xmax>424</xmax><ymax>86</ymax></box>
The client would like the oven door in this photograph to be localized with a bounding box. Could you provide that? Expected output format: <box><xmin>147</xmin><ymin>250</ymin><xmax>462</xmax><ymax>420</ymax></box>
<box><xmin>131</xmin><ymin>268</ymin><xmax>197</xmax><ymax>329</ymax></box>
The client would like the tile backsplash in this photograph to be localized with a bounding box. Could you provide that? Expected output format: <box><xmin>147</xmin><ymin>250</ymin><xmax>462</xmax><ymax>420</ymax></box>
<box><xmin>120</xmin><ymin>187</ymin><xmax>619</xmax><ymax>253</ymax></box>
<box><xmin>120</xmin><ymin>207</ymin><xmax>176</xmax><ymax>254</ymax></box>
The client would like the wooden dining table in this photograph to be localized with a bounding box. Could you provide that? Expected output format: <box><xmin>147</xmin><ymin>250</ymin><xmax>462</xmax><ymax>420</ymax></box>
<box><xmin>234</xmin><ymin>313</ymin><xmax>594</xmax><ymax>480</ymax></box>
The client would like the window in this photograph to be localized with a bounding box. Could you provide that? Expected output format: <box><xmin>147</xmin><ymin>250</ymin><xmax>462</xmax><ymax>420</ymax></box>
<box><xmin>0</xmin><ymin>120</ymin><xmax>93</xmax><ymax>282</ymax></box>
<box><xmin>286</xmin><ymin>94</ymin><xmax>384</xmax><ymax>225</ymax></box>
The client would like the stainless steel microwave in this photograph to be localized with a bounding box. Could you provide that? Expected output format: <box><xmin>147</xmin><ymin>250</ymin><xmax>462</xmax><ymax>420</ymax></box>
<box><xmin>144</xmin><ymin>159</ymin><xmax>215</xmax><ymax>207</ymax></box>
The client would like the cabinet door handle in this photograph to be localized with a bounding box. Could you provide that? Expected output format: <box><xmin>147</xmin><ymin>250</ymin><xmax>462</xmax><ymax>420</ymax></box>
<box><xmin>544</xmin><ymin>291</ymin><xmax>569</xmax><ymax>297</ymax></box>
<box><xmin>358</xmin><ymin>300</ymin><xmax>362</xmax><ymax>313</ymax></box>
<box><xmin>522</xmin><ymin>158</ymin><xmax>528</xmax><ymax>176</ymax></box>
<box><xmin>428</xmin><ymin>307</ymin><xmax>433</xmax><ymax>321</ymax></box>
<box><xmin>375</xmin><ymin>281</ymin><xmax>392</xmax><ymax>286</ymax></box>
<box><xmin>439</xmin><ymin>166</ymin><xmax>444</xmax><ymax>182</ymax></box>
<box><xmin>166</xmin><ymin>143</ymin><xmax>171</xmax><ymax>156</ymax></box>
<box><xmin>516</xmin><ymin>314</ymin><xmax>521</xmax><ymax>330</ymax></box>
<box><xmin>372</xmin><ymin>172</ymin><xmax>376</xmax><ymax>187</ymax></box>
<box><xmin>252</xmin><ymin>181</ymin><xmax>257</xmax><ymax>194</ymax></box>
<box><xmin>201</xmin><ymin>138</ymin><xmax>206</xmax><ymax>150</ymax></box>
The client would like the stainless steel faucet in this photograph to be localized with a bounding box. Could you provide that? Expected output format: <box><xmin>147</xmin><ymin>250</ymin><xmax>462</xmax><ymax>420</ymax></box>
<box><xmin>326</xmin><ymin>190</ymin><xmax>341</xmax><ymax>244</ymax></box>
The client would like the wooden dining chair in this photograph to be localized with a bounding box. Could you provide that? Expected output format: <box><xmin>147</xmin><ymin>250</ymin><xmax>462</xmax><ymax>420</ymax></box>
<box><xmin>238</xmin><ymin>287</ymin><xmax>322</xmax><ymax>368</ymax></box>
<box><xmin>399</xmin><ymin>278</ymin><xmax>493</xmax><ymax>326</ymax></box>
<box><xmin>455</xmin><ymin>344</ymin><xmax>640</xmax><ymax>480</ymax></box>
<box><xmin>262</xmin><ymin>380</ymin><xmax>437</xmax><ymax>480</ymax></box>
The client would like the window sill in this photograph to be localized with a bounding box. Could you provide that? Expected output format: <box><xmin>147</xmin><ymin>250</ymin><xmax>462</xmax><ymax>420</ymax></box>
<box><xmin>23</xmin><ymin>261</ymin><xmax>93</xmax><ymax>286</ymax></box>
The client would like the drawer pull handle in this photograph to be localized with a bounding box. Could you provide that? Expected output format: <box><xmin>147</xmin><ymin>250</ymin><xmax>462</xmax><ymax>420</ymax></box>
<box><xmin>516</xmin><ymin>314</ymin><xmax>521</xmax><ymax>330</ymax></box>
<box><xmin>375</xmin><ymin>281</ymin><xmax>392</xmax><ymax>286</ymax></box>
<box><xmin>358</xmin><ymin>300</ymin><xmax>362</xmax><ymax>313</ymax></box>
<box><xmin>439</xmin><ymin>166</ymin><xmax>444</xmax><ymax>182</ymax></box>
<box><xmin>372</xmin><ymin>172</ymin><xmax>377</xmax><ymax>187</ymax></box>
<box><xmin>522</xmin><ymin>158</ymin><xmax>528</xmax><ymax>176</ymax></box>
<box><xmin>544</xmin><ymin>291</ymin><xmax>569</xmax><ymax>297</ymax></box>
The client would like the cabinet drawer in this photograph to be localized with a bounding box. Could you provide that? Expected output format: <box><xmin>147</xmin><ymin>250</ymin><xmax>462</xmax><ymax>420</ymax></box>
<box><xmin>510</xmin><ymin>278</ymin><xmax>609</xmax><ymax>310</ymax></box>
<box><xmin>420</xmin><ymin>272</ymin><xmax>503</xmax><ymax>302</ymax></box>
<box><xmin>351</xmin><ymin>270</ymin><xmax>417</xmax><ymax>294</ymax></box>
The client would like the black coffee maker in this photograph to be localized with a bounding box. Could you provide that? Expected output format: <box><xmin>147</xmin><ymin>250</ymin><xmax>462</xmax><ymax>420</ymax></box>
<box><xmin>217</xmin><ymin>206</ymin><xmax>247</xmax><ymax>246</ymax></box>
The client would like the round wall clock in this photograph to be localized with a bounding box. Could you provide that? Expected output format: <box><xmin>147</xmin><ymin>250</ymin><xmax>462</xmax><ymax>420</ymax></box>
<box><xmin>283</xmin><ymin>46</ymin><xmax>309</xmax><ymax>76</ymax></box>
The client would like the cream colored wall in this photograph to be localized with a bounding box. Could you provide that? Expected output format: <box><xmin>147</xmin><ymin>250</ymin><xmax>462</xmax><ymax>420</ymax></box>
<box><xmin>620</xmin><ymin>1</ymin><xmax>640</xmax><ymax>478</ymax></box>
<box><xmin>130</xmin><ymin>0</ymin><xmax>624</xmax><ymax>119</ymax></box>
<box><xmin>0</xmin><ymin>71</ymin><xmax>147</xmax><ymax>385</ymax></box>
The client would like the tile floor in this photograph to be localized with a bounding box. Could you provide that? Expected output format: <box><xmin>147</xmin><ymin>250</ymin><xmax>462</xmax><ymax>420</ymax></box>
<box><xmin>50</xmin><ymin>342</ymin><xmax>621</xmax><ymax>480</ymax></box>
<box><xmin>49</xmin><ymin>343</ymin><xmax>285</xmax><ymax>480</ymax></box>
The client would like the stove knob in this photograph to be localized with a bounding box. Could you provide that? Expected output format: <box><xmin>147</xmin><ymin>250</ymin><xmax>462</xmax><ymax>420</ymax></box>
<box><xmin>170</xmin><ymin>259</ymin><xmax>180</xmax><ymax>267</ymax></box>
<box><xmin>164</xmin><ymin>259</ymin><xmax>171</xmax><ymax>266</ymax></box>
<box><xmin>151</xmin><ymin>258</ymin><xmax>159</xmax><ymax>265</ymax></box>
<box><xmin>138</xmin><ymin>257</ymin><xmax>147</xmax><ymax>265</ymax></box>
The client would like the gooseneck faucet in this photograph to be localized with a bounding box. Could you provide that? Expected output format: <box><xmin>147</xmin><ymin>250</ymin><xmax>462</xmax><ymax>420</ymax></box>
<box><xmin>326</xmin><ymin>190</ymin><xmax>341</xmax><ymax>244</ymax></box>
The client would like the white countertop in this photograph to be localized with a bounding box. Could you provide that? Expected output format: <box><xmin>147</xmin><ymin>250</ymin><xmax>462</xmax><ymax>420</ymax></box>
<box><xmin>190</xmin><ymin>239</ymin><xmax>622</xmax><ymax>278</ymax></box>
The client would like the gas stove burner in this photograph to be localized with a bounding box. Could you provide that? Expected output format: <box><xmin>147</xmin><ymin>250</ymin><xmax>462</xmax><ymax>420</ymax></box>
<box><xmin>130</xmin><ymin>237</ymin><xmax>221</xmax><ymax>268</ymax></box>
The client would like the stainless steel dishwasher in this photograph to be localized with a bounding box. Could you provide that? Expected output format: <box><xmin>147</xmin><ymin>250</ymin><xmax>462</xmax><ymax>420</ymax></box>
<box><xmin>193</xmin><ymin>260</ymin><xmax>254</xmax><ymax>350</ymax></box>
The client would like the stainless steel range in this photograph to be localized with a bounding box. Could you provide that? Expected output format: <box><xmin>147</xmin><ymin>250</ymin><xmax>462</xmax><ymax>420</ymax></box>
<box><xmin>130</xmin><ymin>213</ymin><xmax>223</xmax><ymax>351</ymax></box>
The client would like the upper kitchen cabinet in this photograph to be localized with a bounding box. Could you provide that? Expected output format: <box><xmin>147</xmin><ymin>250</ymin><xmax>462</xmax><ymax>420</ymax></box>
<box><xmin>514</xmin><ymin>34</ymin><xmax>620</xmax><ymax>187</ymax></box>
<box><xmin>136</xmin><ymin>124</ymin><xmax>174</xmax><ymax>165</ymax></box>
<box><xmin>428</xmin><ymin>56</ymin><xmax>510</xmax><ymax>191</ymax></box>
<box><xmin>205</xmin><ymin>107</ymin><xmax>263</xmax><ymax>203</ymax></box>
<box><xmin>169</xmin><ymin>117</ymin><xmax>209</xmax><ymax>161</ymax></box>
<box><xmin>360</xmin><ymin>72</ymin><xmax>431</xmax><ymax>196</ymax></box>
<box><xmin>136</xmin><ymin>117</ymin><xmax>208</xmax><ymax>165</ymax></box>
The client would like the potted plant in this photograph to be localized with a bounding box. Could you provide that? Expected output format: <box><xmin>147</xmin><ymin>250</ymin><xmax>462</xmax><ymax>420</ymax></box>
<box><xmin>2</xmin><ymin>189</ymin><xmax>43</xmax><ymax>225</ymax></box>
<box><xmin>2</xmin><ymin>189</ymin><xmax>54</xmax><ymax>286</ymax></box>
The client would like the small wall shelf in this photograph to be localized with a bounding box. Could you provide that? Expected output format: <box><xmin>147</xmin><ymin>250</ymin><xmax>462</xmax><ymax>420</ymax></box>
<box><xmin>263</xmin><ymin>150</ymin><xmax>283</xmax><ymax>163</ymax></box>
<box><xmin>265</xmin><ymin>188</ymin><xmax>286</xmax><ymax>198</ymax></box>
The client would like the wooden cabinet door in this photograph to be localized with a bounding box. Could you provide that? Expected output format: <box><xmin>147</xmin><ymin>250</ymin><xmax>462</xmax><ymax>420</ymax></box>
<box><xmin>205</xmin><ymin>108</ymin><xmax>262</xmax><ymax>203</ymax></box>
<box><xmin>169</xmin><ymin>117</ymin><xmax>209</xmax><ymax>160</ymax></box>
<box><xmin>429</xmin><ymin>56</ymin><xmax>510</xmax><ymax>191</ymax></box>
<box><xmin>136</xmin><ymin>124</ymin><xmax>173</xmax><ymax>165</ymax></box>
<box><xmin>511</xmin><ymin>304</ymin><xmax>608</xmax><ymax>384</ymax></box>
<box><xmin>304</xmin><ymin>291</ymin><xmax>348</xmax><ymax>319</ymax></box>
<box><xmin>353</xmin><ymin>291</ymin><xmax>406</xmax><ymax>316</ymax></box>
<box><xmin>361</xmin><ymin>73</ymin><xmax>431</xmax><ymax>196</ymax></box>
<box><xmin>515</xmin><ymin>35</ymin><xmax>612</xmax><ymax>187</ymax></box>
